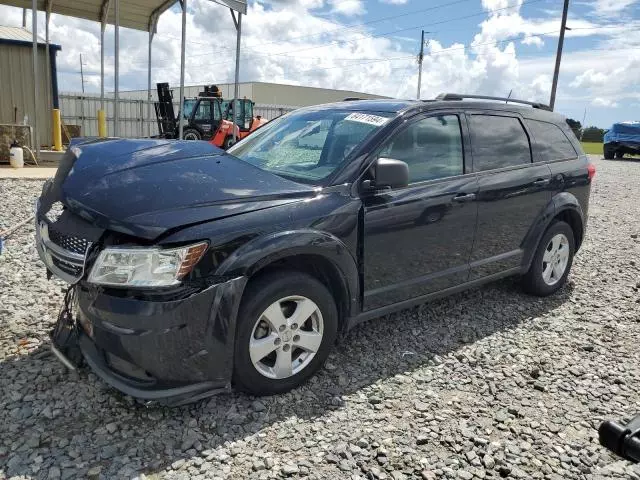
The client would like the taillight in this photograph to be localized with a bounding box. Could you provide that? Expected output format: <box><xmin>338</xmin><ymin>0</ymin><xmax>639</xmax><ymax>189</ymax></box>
<box><xmin>587</xmin><ymin>163</ymin><xmax>596</xmax><ymax>181</ymax></box>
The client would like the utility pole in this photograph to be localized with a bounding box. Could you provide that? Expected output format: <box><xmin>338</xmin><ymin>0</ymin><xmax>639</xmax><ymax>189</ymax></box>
<box><xmin>549</xmin><ymin>0</ymin><xmax>570</xmax><ymax>110</ymax></box>
<box><xmin>22</xmin><ymin>8</ymin><xmax>27</xmax><ymax>28</ymax></box>
<box><xmin>417</xmin><ymin>30</ymin><xmax>430</xmax><ymax>100</ymax></box>
<box><xmin>80</xmin><ymin>54</ymin><xmax>86</xmax><ymax>93</ymax></box>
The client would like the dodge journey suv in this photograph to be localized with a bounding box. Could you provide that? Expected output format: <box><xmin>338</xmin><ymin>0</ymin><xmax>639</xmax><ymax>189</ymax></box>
<box><xmin>36</xmin><ymin>94</ymin><xmax>594</xmax><ymax>405</ymax></box>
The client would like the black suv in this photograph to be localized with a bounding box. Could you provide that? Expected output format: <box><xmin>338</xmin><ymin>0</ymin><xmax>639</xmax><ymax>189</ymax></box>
<box><xmin>36</xmin><ymin>94</ymin><xmax>594</xmax><ymax>405</ymax></box>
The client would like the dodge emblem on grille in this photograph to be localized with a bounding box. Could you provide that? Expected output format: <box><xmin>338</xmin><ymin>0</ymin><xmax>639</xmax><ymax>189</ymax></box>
<box><xmin>44</xmin><ymin>201</ymin><xmax>65</xmax><ymax>224</ymax></box>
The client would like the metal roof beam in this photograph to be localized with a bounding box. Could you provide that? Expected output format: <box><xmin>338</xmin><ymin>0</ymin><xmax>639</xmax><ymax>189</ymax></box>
<box><xmin>149</xmin><ymin>0</ymin><xmax>176</xmax><ymax>32</ymax></box>
<box><xmin>100</xmin><ymin>0</ymin><xmax>110</xmax><ymax>28</ymax></box>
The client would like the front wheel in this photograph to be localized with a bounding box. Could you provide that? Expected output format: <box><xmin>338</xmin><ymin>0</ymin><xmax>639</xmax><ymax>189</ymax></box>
<box><xmin>522</xmin><ymin>221</ymin><xmax>575</xmax><ymax>296</ymax></box>
<box><xmin>604</xmin><ymin>146</ymin><xmax>615</xmax><ymax>159</ymax></box>
<box><xmin>183</xmin><ymin>128</ymin><xmax>202</xmax><ymax>141</ymax></box>
<box><xmin>223</xmin><ymin>136</ymin><xmax>236</xmax><ymax>149</ymax></box>
<box><xmin>615</xmin><ymin>151</ymin><xmax>624</xmax><ymax>159</ymax></box>
<box><xmin>233</xmin><ymin>271</ymin><xmax>338</xmax><ymax>395</ymax></box>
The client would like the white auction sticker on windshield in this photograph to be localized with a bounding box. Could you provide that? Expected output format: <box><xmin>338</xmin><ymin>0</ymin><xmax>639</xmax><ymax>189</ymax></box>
<box><xmin>344</xmin><ymin>113</ymin><xmax>389</xmax><ymax>127</ymax></box>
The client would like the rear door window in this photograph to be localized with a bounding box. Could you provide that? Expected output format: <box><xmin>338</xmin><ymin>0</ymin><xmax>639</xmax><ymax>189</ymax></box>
<box><xmin>524</xmin><ymin>119</ymin><xmax>578</xmax><ymax>162</ymax></box>
<box><xmin>468</xmin><ymin>115</ymin><xmax>532</xmax><ymax>171</ymax></box>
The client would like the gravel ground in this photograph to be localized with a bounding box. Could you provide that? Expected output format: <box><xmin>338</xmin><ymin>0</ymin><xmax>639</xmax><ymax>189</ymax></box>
<box><xmin>1</xmin><ymin>155</ymin><xmax>639</xmax><ymax>480</ymax></box>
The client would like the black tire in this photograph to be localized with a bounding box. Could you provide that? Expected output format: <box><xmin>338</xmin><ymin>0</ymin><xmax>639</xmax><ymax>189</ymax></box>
<box><xmin>603</xmin><ymin>147</ymin><xmax>615</xmax><ymax>160</ymax></box>
<box><xmin>615</xmin><ymin>151</ymin><xmax>624</xmax><ymax>159</ymax></box>
<box><xmin>522</xmin><ymin>221</ymin><xmax>575</xmax><ymax>296</ymax></box>
<box><xmin>223</xmin><ymin>136</ymin><xmax>236</xmax><ymax>149</ymax></box>
<box><xmin>233</xmin><ymin>271</ymin><xmax>338</xmax><ymax>395</ymax></box>
<box><xmin>183</xmin><ymin>128</ymin><xmax>202</xmax><ymax>141</ymax></box>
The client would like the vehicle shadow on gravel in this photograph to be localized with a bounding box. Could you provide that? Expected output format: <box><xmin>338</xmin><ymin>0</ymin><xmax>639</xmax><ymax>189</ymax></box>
<box><xmin>0</xmin><ymin>278</ymin><xmax>575</xmax><ymax>478</ymax></box>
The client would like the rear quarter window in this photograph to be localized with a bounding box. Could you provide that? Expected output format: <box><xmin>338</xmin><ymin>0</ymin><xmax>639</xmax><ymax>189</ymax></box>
<box><xmin>524</xmin><ymin>119</ymin><xmax>578</xmax><ymax>162</ymax></box>
<box><xmin>468</xmin><ymin>114</ymin><xmax>532</xmax><ymax>171</ymax></box>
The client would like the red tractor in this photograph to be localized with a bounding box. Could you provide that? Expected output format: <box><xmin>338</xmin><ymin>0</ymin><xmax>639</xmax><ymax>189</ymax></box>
<box><xmin>154</xmin><ymin>83</ymin><xmax>268</xmax><ymax>149</ymax></box>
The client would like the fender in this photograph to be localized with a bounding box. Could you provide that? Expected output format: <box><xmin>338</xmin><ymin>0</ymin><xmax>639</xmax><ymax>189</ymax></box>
<box><xmin>521</xmin><ymin>192</ymin><xmax>585</xmax><ymax>271</ymax></box>
<box><xmin>215</xmin><ymin>229</ymin><xmax>360</xmax><ymax>319</ymax></box>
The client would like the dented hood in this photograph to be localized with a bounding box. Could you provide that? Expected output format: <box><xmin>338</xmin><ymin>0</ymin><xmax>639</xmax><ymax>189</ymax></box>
<box><xmin>41</xmin><ymin>138</ymin><xmax>314</xmax><ymax>239</ymax></box>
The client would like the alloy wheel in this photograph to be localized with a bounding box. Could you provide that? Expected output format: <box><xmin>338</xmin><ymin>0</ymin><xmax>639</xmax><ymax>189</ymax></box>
<box><xmin>249</xmin><ymin>296</ymin><xmax>324</xmax><ymax>379</ymax></box>
<box><xmin>542</xmin><ymin>233</ymin><xmax>570</xmax><ymax>286</ymax></box>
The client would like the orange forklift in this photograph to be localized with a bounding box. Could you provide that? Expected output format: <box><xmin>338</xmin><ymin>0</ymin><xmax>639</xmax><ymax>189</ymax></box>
<box><xmin>154</xmin><ymin>83</ymin><xmax>267</xmax><ymax>149</ymax></box>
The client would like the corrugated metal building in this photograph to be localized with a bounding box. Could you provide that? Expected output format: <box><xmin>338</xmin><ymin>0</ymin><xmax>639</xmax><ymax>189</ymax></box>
<box><xmin>0</xmin><ymin>25</ymin><xmax>60</xmax><ymax>148</ymax></box>
<box><xmin>119</xmin><ymin>81</ymin><xmax>388</xmax><ymax>106</ymax></box>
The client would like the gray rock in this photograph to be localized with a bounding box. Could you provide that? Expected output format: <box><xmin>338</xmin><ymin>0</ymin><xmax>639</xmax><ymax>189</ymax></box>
<box><xmin>2</xmin><ymin>162</ymin><xmax>639</xmax><ymax>480</ymax></box>
<box><xmin>483</xmin><ymin>455</ymin><xmax>496</xmax><ymax>469</ymax></box>
<box><xmin>281</xmin><ymin>464</ymin><xmax>299</xmax><ymax>475</ymax></box>
<box><xmin>48</xmin><ymin>466</ymin><xmax>61</xmax><ymax>479</ymax></box>
<box><xmin>87</xmin><ymin>466</ymin><xmax>102</xmax><ymax>480</ymax></box>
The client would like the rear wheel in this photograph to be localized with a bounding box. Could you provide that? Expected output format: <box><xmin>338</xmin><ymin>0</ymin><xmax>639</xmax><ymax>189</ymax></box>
<box><xmin>615</xmin><ymin>151</ymin><xmax>624</xmax><ymax>159</ymax></box>
<box><xmin>522</xmin><ymin>221</ymin><xmax>575</xmax><ymax>296</ymax></box>
<box><xmin>233</xmin><ymin>271</ymin><xmax>338</xmax><ymax>395</ymax></box>
<box><xmin>183</xmin><ymin>128</ymin><xmax>202</xmax><ymax>141</ymax></box>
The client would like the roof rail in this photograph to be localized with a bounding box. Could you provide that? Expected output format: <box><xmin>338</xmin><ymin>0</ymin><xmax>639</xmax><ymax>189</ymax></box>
<box><xmin>343</xmin><ymin>97</ymin><xmax>362</xmax><ymax>101</ymax></box>
<box><xmin>435</xmin><ymin>93</ymin><xmax>552</xmax><ymax>111</ymax></box>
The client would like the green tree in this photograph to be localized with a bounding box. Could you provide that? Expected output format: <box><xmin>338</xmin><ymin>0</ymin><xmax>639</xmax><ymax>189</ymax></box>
<box><xmin>566</xmin><ymin>118</ymin><xmax>582</xmax><ymax>139</ymax></box>
<box><xmin>581</xmin><ymin>126</ymin><xmax>605</xmax><ymax>143</ymax></box>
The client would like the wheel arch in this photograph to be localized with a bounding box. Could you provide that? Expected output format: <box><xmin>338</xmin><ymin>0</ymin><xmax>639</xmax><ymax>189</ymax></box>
<box><xmin>522</xmin><ymin>192</ymin><xmax>585</xmax><ymax>271</ymax></box>
<box><xmin>215</xmin><ymin>230</ymin><xmax>360</xmax><ymax>332</ymax></box>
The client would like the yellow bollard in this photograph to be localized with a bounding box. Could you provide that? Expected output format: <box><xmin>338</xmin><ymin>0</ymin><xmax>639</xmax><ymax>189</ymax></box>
<box><xmin>98</xmin><ymin>110</ymin><xmax>107</xmax><ymax>138</ymax></box>
<box><xmin>52</xmin><ymin>109</ymin><xmax>63</xmax><ymax>152</ymax></box>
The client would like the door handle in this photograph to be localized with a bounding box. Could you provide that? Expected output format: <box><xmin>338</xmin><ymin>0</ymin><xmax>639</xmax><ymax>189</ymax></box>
<box><xmin>533</xmin><ymin>178</ymin><xmax>551</xmax><ymax>186</ymax></box>
<box><xmin>453</xmin><ymin>193</ymin><xmax>477</xmax><ymax>202</ymax></box>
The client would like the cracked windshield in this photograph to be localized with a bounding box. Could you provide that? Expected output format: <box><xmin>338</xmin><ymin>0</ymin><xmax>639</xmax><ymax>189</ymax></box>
<box><xmin>228</xmin><ymin>109</ymin><xmax>392</xmax><ymax>184</ymax></box>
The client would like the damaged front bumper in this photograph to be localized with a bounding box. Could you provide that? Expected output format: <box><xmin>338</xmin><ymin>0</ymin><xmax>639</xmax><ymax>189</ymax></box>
<box><xmin>53</xmin><ymin>277</ymin><xmax>246</xmax><ymax>406</ymax></box>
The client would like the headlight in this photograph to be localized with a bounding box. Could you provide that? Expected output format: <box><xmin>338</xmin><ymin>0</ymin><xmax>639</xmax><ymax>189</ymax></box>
<box><xmin>87</xmin><ymin>242</ymin><xmax>208</xmax><ymax>287</ymax></box>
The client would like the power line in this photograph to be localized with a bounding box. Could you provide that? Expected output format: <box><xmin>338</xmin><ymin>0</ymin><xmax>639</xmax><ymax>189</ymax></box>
<box><xmin>121</xmin><ymin>0</ymin><xmax>543</xmax><ymax>68</ymax></box>
<box><xmin>188</xmin><ymin>0</ymin><xmax>547</xmax><ymax>60</ymax></box>
<box><xmin>159</xmin><ymin>28</ymin><xmax>563</xmax><ymax>73</ymax></box>
<box><xmin>153</xmin><ymin>0</ymin><xmax>477</xmax><ymax>49</ymax></box>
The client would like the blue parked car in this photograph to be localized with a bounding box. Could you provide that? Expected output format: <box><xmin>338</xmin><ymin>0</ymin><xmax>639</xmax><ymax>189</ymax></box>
<box><xmin>604</xmin><ymin>122</ymin><xmax>640</xmax><ymax>159</ymax></box>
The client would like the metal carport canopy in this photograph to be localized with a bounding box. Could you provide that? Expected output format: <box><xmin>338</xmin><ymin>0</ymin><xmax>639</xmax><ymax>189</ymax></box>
<box><xmin>1</xmin><ymin>0</ymin><xmax>246</xmax><ymax>32</ymax></box>
<box><xmin>4</xmin><ymin>0</ymin><xmax>247</xmax><ymax>144</ymax></box>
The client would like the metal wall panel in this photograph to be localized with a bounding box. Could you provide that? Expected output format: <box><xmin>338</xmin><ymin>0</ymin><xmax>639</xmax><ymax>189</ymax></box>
<box><xmin>117</xmin><ymin>82</ymin><xmax>388</xmax><ymax>106</ymax></box>
<box><xmin>0</xmin><ymin>44</ymin><xmax>53</xmax><ymax>148</ymax></box>
<box><xmin>58</xmin><ymin>93</ymin><xmax>296</xmax><ymax>139</ymax></box>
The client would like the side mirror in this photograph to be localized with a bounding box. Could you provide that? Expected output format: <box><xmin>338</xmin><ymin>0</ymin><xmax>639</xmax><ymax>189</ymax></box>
<box><xmin>368</xmin><ymin>157</ymin><xmax>409</xmax><ymax>190</ymax></box>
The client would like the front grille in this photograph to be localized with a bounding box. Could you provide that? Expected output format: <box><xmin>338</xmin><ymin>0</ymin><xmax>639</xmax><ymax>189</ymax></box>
<box><xmin>36</xmin><ymin>218</ymin><xmax>92</xmax><ymax>284</ymax></box>
<box><xmin>48</xmin><ymin>227</ymin><xmax>89</xmax><ymax>255</ymax></box>
<box><xmin>51</xmin><ymin>257</ymin><xmax>84</xmax><ymax>277</ymax></box>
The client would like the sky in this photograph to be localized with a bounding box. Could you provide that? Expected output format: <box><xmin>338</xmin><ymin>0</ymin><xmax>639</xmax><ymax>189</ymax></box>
<box><xmin>1</xmin><ymin>0</ymin><xmax>639</xmax><ymax>128</ymax></box>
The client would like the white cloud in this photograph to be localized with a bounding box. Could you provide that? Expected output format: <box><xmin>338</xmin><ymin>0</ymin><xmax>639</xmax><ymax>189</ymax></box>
<box><xmin>329</xmin><ymin>0</ymin><xmax>366</xmax><ymax>16</ymax></box>
<box><xmin>380</xmin><ymin>0</ymin><xmax>409</xmax><ymax>4</ymax></box>
<box><xmin>592</xmin><ymin>97</ymin><xmax>619</xmax><ymax>107</ymax></box>
<box><xmin>531</xmin><ymin>74</ymin><xmax>552</xmax><ymax>97</ymax></box>
<box><xmin>592</xmin><ymin>0</ymin><xmax>638</xmax><ymax>14</ymax></box>
<box><xmin>521</xmin><ymin>35</ymin><xmax>544</xmax><ymax>47</ymax></box>
<box><xmin>570</xmin><ymin>69</ymin><xmax>608</xmax><ymax>88</ymax></box>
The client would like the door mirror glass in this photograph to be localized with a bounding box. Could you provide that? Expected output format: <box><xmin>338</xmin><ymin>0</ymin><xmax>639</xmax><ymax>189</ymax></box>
<box><xmin>372</xmin><ymin>157</ymin><xmax>409</xmax><ymax>189</ymax></box>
